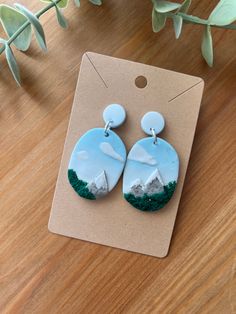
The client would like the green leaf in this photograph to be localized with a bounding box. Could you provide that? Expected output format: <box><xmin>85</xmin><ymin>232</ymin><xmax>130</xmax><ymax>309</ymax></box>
<box><xmin>89</xmin><ymin>0</ymin><xmax>102</xmax><ymax>5</ymax></box>
<box><xmin>0</xmin><ymin>38</ymin><xmax>21</xmax><ymax>84</ymax></box>
<box><xmin>152</xmin><ymin>7</ymin><xmax>166</xmax><ymax>32</ymax></box>
<box><xmin>44</xmin><ymin>0</ymin><xmax>67</xmax><ymax>28</ymax></box>
<box><xmin>153</xmin><ymin>0</ymin><xmax>181</xmax><ymax>13</ymax></box>
<box><xmin>209</xmin><ymin>0</ymin><xmax>236</xmax><ymax>26</ymax></box>
<box><xmin>172</xmin><ymin>15</ymin><xmax>183</xmax><ymax>38</ymax></box>
<box><xmin>0</xmin><ymin>5</ymin><xmax>32</xmax><ymax>51</ymax></box>
<box><xmin>74</xmin><ymin>0</ymin><xmax>80</xmax><ymax>7</ymax></box>
<box><xmin>179</xmin><ymin>0</ymin><xmax>191</xmax><ymax>13</ymax></box>
<box><xmin>41</xmin><ymin>0</ymin><xmax>69</xmax><ymax>9</ymax></box>
<box><xmin>178</xmin><ymin>13</ymin><xmax>207</xmax><ymax>25</ymax></box>
<box><xmin>54</xmin><ymin>4</ymin><xmax>68</xmax><ymax>28</ymax></box>
<box><xmin>201</xmin><ymin>25</ymin><xmax>213</xmax><ymax>67</ymax></box>
<box><xmin>14</xmin><ymin>3</ymin><xmax>47</xmax><ymax>51</ymax></box>
<box><xmin>5</xmin><ymin>43</ymin><xmax>21</xmax><ymax>85</ymax></box>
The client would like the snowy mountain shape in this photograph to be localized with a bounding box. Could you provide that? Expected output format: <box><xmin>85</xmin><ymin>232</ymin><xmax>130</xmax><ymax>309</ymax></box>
<box><xmin>130</xmin><ymin>179</ymin><xmax>145</xmax><ymax>197</ymax></box>
<box><xmin>87</xmin><ymin>170</ymin><xmax>108</xmax><ymax>198</ymax></box>
<box><xmin>130</xmin><ymin>168</ymin><xmax>164</xmax><ymax>197</ymax></box>
<box><xmin>144</xmin><ymin>168</ymin><xmax>164</xmax><ymax>194</ymax></box>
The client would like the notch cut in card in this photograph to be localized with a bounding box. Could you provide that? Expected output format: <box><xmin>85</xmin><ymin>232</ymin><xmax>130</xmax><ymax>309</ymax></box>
<box><xmin>49</xmin><ymin>52</ymin><xmax>204</xmax><ymax>258</ymax></box>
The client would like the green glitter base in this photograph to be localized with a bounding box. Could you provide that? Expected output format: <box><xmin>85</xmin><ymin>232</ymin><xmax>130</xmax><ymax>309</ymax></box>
<box><xmin>124</xmin><ymin>181</ymin><xmax>177</xmax><ymax>212</ymax></box>
<box><xmin>68</xmin><ymin>169</ymin><xmax>96</xmax><ymax>200</ymax></box>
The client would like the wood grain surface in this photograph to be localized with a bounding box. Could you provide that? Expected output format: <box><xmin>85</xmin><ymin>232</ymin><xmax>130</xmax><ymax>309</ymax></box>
<box><xmin>0</xmin><ymin>0</ymin><xmax>235</xmax><ymax>313</ymax></box>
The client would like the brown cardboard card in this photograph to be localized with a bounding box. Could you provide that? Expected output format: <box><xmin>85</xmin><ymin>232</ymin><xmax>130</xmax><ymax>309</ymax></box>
<box><xmin>48</xmin><ymin>52</ymin><xmax>204</xmax><ymax>258</ymax></box>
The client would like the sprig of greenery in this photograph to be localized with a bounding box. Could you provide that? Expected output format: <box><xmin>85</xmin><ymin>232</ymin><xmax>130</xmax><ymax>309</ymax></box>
<box><xmin>0</xmin><ymin>0</ymin><xmax>102</xmax><ymax>85</ymax></box>
<box><xmin>152</xmin><ymin>0</ymin><xmax>236</xmax><ymax>66</ymax></box>
<box><xmin>0</xmin><ymin>0</ymin><xmax>235</xmax><ymax>85</ymax></box>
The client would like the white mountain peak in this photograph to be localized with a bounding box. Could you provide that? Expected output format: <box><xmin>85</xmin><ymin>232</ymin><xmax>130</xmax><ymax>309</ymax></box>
<box><xmin>129</xmin><ymin>168</ymin><xmax>164</xmax><ymax>197</ymax></box>
<box><xmin>145</xmin><ymin>168</ymin><xmax>164</xmax><ymax>186</ymax></box>
<box><xmin>131</xmin><ymin>178</ymin><xmax>143</xmax><ymax>186</ymax></box>
<box><xmin>130</xmin><ymin>178</ymin><xmax>145</xmax><ymax>197</ymax></box>
<box><xmin>94</xmin><ymin>171</ymin><xmax>108</xmax><ymax>190</ymax></box>
<box><xmin>87</xmin><ymin>170</ymin><xmax>108</xmax><ymax>198</ymax></box>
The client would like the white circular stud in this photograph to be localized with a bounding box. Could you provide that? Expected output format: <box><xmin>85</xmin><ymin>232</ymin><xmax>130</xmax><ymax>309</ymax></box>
<box><xmin>141</xmin><ymin>111</ymin><xmax>165</xmax><ymax>135</ymax></box>
<box><xmin>103</xmin><ymin>104</ymin><xmax>126</xmax><ymax>128</ymax></box>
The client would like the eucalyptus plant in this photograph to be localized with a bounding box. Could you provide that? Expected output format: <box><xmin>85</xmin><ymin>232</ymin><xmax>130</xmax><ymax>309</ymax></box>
<box><xmin>0</xmin><ymin>0</ymin><xmax>102</xmax><ymax>85</ymax></box>
<box><xmin>152</xmin><ymin>0</ymin><xmax>236</xmax><ymax>66</ymax></box>
<box><xmin>0</xmin><ymin>0</ymin><xmax>235</xmax><ymax>85</ymax></box>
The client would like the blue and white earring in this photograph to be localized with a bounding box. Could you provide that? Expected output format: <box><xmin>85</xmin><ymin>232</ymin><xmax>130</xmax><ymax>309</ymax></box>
<box><xmin>68</xmin><ymin>104</ymin><xmax>127</xmax><ymax>200</ymax></box>
<box><xmin>123</xmin><ymin>111</ymin><xmax>179</xmax><ymax>211</ymax></box>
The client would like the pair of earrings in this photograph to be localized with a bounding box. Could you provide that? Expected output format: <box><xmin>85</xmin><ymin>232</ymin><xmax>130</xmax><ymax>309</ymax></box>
<box><xmin>68</xmin><ymin>104</ymin><xmax>179</xmax><ymax>212</ymax></box>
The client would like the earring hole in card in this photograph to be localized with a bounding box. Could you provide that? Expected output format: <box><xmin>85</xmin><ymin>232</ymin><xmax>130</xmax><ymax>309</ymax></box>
<box><xmin>135</xmin><ymin>76</ymin><xmax>147</xmax><ymax>88</ymax></box>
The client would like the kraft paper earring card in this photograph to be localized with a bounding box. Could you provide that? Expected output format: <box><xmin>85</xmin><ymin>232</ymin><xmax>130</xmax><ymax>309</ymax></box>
<box><xmin>48</xmin><ymin>52</ymin><xmax>204</xmax><ymax>258</ymax></box>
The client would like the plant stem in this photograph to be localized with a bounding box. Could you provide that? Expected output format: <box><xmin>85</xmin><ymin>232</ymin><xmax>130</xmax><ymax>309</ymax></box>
<box><xmin>178</xmin><ymin>13</ymin><xmax>207</xmax><ymax>25</ymax></box>
<box><xmin>180</xmin><ymin>13</ymin><xmax>236</xmax><ymax>29</ymax></box>
<box><xmin>36</xmin><ymin>0</ymin><xmax>59</xmax><ymax>18</ymax></box>
<box><xmin>0</xmin><ymin>0</ymin><xmax>62</xmax><ymax>54</ymax></box>
<box><xmin>0</xmin><ymin>1</ymin><xmax>235</xmax><ymax>56</ymax></box>
<box><xmin>167</xmin><ymin>12</ymin><xmax>236</xmax><ymax>30</ymax></box>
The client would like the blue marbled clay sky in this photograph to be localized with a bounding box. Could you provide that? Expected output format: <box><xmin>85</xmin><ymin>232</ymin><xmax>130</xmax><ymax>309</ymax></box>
<box><xmin>69</xmin><ymin>128</ymin><xmax>126</xmax><ymax>191</ymax></box>
<box><xmin>123</xmin><ymin>137</ymin><xmax>179</xmax><ymax>193</ymax></box>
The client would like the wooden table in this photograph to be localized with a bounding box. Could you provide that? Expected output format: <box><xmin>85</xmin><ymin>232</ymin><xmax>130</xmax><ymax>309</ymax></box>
<box><xmin>1</xmin><ymin>0</ymin><xmax>235</xmax><ymax>313</ymax></box>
